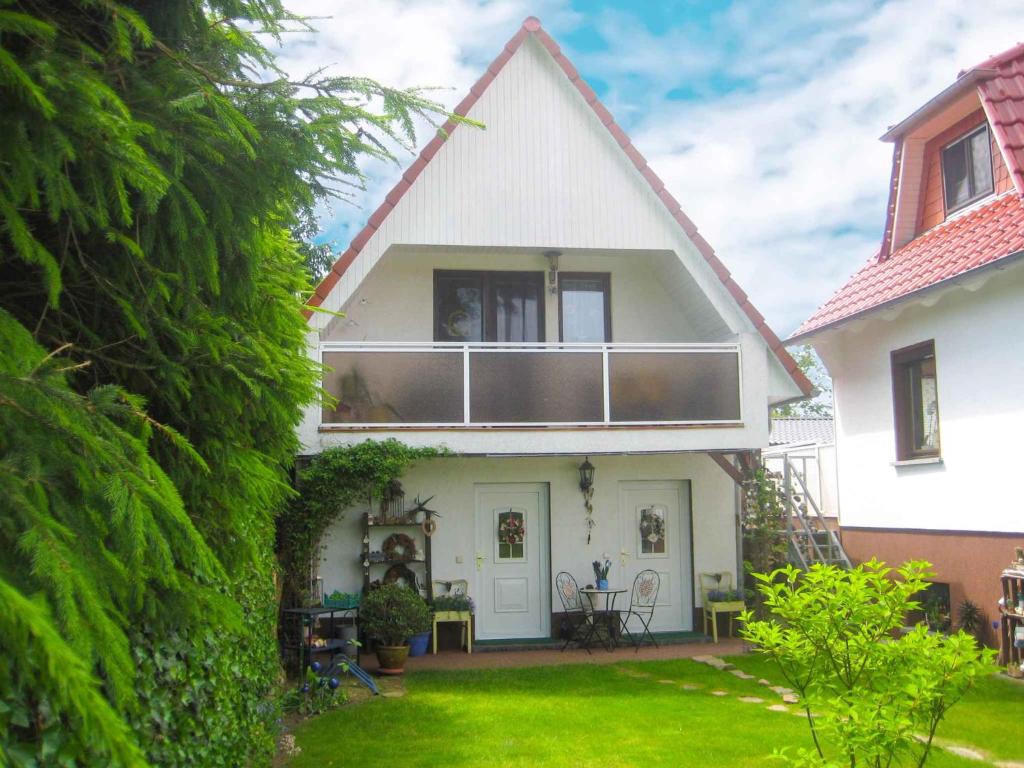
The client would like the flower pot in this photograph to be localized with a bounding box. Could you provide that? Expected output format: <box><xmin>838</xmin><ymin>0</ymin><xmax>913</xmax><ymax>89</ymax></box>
<box><xmin>597</xmin><ymin>579</ymin><xmax>609</xmax><ymax>590</ymax></box>
<box><xmin>408</xmin><ymin>631</ymin><xmax>430</xmax><ymax>657</ymax></box>
<box><xmin>375</xmin><ymin>644</ymin><xmax>410</xmax><ymax>675</ymax></box>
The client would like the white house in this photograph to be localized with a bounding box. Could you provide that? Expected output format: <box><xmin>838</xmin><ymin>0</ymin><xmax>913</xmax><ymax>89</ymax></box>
<box><xmin>790</xmin><ymin>42</ymin><xmax>1024</xmax><ymax>630</ymax></box>
<box><xmin>297</xmin><ymin>17</ymin><xmax>810</xmax><ymax>641</ymax></box>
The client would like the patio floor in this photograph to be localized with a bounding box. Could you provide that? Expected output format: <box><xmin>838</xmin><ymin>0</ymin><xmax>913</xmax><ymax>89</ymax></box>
<box><xmin>358</xmin><ymin>636</ymin><xmax>747</xmax><ymax>672</ymax></box>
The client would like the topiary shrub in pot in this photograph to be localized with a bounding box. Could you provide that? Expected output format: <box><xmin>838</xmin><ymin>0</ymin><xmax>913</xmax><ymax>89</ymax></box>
<box><xmin>360</xmin><ymin>584</ymin><xmax>431</xmax><ymax>675</ymax></box>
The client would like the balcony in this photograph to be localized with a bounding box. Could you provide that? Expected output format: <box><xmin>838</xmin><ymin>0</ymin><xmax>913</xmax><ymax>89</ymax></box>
<box><xmin>319</xmin><ymin>342</ymin><xmax>742</xmax><ymax>428</ymax></box>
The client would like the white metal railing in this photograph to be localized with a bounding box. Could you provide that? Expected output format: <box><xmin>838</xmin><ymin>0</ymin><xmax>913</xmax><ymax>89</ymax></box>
<box><xmin>318</xmin><ymin>341</ymin><xmax>743</xmax><ymax>428</ymax></box>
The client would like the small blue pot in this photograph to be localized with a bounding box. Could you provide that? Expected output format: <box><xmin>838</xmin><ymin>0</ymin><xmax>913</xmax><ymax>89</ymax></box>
<box><xmin>597</xmin><ymin>579</ymin><xmax>609</xmax><ymax>590</ymax></box>
<box><xmin>408</xmin><ymin>631</ymin><xmax>431</xmax><ymax>657</ymax></box>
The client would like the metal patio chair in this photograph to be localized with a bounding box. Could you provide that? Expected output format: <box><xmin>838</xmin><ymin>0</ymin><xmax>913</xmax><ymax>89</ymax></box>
<box><xmin>555</xmin><ymin>571</ymin><xmax>591</xmax><ymax>651</ymax></box>
<box><xmin>620</xmin><ymin>570</ymin><xmax>660</xmax><ymax>651</ymax></box>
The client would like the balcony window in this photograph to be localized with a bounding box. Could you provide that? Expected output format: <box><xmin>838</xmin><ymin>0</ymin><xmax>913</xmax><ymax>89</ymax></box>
<box><xmin>559</xmin><ymin>273</ymin><xmax>611</xmax><ymax>343</ymax></box>
<box><xmin>891</xmin><ymin>340</ymin><xmax>940</xmax><ymax>460</ymax></box>
<box><xmin>434</xmin><ymin>270</ymin><xmax>544</xmax><ymax>343</ymax></box>
<box><xmin>942</xmin><ymin>125</ymin><xmax>993</xmax><ymax>214</ymax></box>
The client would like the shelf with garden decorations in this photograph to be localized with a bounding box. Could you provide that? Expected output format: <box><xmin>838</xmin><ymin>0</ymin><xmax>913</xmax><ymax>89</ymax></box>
<box><xmin>998</xmin><ymin>547</ymin><xmax>1024</xmax><ymax>677</ymax></box>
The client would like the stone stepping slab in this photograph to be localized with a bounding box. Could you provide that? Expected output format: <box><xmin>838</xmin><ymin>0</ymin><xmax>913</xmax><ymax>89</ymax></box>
<box><xmin>738</xmin><ymin>696</ymin><xmax>764</xmax><ymax>704</ymax></box>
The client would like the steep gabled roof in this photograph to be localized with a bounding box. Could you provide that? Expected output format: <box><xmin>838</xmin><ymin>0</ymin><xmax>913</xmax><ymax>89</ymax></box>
<box><xmin>793</xmin><ymin>43</ymin><xmax>1024</xmax><ymax>341</ymax></box>
<box><xmin>305</xmin><ymin>17</ymin><xmax>812</xmax><ymax>396</ymax></box>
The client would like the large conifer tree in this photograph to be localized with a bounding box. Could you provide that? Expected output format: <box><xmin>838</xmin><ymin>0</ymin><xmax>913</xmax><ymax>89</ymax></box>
<box><xmin>0</xmin><ymin>2</ymin><xmax>448</xmax><ymax>763</ymax></box>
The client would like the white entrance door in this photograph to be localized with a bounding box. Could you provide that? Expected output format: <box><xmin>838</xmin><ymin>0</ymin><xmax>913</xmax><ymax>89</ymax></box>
<box><xmin>474</xmin><ymin>483</ymin><xmax>550</xmax><ymax>640</ymax></box>
<box><xmin>618</xmin><ymin>481</ymin><xmax>692</xmax><ymax>632</ymax></box>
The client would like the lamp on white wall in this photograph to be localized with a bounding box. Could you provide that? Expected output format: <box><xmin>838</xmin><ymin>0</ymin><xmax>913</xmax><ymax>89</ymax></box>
<box><xmin>545</xmin><ymin>250</ymin><xmax>560</xmax><ymax>294</ymax></box>
<box><xmin>578</xmin><ymin>456</ymin><xmax>595</xmax><ymax>544</ymax></box>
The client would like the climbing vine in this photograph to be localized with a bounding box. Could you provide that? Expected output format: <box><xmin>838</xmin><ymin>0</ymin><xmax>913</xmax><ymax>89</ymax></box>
<box><xmin>741</xmin><ymin>466</ymin><xmax>788</xmax><ymax>615</ymax></box>
<box><xmin>277</xmin><ymin>440</ymin><xmax>445</xmax><ymax>608</ymax></box>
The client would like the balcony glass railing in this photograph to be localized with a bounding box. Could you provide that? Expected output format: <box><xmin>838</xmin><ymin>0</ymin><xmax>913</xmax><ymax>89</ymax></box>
<box><xmin>320</xmin><ymin>342</ymin><xmax>742</xmax><ymax>427</ymax></box>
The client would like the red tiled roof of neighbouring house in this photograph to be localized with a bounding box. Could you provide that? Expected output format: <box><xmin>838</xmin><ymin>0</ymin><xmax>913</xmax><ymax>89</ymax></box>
<box><xmin>791</xmin><ymin>193</ymin><xmax>1024</xmax><ymax>340</ymax></box>
<box><xmin>304</xmin><ymin>16</ymin><xmax>814</xmax><ymax>397</ymax></box>
<box><xmin>794</xmin><ymin>43</ymin><xmax>1024</xmax><ymax>341</ymax></box>
<box><xmin>977</xmin><ymin>43</ymin><xmax>1024</xmax><ymax>195</ymax></box>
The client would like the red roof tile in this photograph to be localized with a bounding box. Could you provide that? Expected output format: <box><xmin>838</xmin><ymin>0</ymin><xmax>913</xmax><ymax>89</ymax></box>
<box><xmin>304</xmin><ymin>17</ymin><xmax>812</xmax><ymax>397</ymax></box>
<box><xmin>791</xmin><ymin>193</ymin><xmax>1024</xmax><ymax>339</ymax></box>
<box><xmin>978</xmin><ymin>45</ymin><xmax>1024</xmax><ymax>196</ymax></box>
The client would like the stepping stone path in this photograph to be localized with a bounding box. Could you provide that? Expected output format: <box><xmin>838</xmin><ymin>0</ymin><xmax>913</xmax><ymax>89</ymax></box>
<box><xmin>738</xmin><ymin>696</ymin><xmax>764</xmax><ymax>704</ymax></box>
<box><xmin>758</xmin><ymin>679</ymin><xmax>772</xmax><ymax>686</ymax></box>
<box><xmin>766</xmin><ymin>704</ymin><xmax>789</xmax><ymax>713</ymax></box>
<box><xmin>657</xmin><ymin>679</ymin><xmax>676</xmax><ymax>684</ymax></box>
<box><xmin>729</xmin><ymin>669</ymin><xmax>755</xmax><ymax>680</ymax></box>
<box><xmin>769</xmin><ymin>685</ymin><xmax>793</xmax><ymax>696</ymax></box>
<box><xmin>782</xmin><ymin>693</ymin><xmax>800</xmax><ymax>704</ymax></box>
<box><xmin>692</xmin><ymin>655</ymin><xmax>734</xmax><ymax>671</ymax></box>
<box><xmin>710</xmin><ymin>690</ymin><xmax>729</xmax><ymax>697</ymax></box>
<box><xmin>680</xmin><ymin>683</ymin><xmax>702</xmax><ymax>691</ymax></box>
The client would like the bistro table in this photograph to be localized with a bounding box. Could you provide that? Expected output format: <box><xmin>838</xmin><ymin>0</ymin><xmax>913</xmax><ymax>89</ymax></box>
<box><xmin>282</xmin><ymin>605</ymin><xmax>359</xmax><ymax>672</ymax></box>
<box><xmin>578</xmin><ymin>588</ymin><xmax>627</xmax><ymax>652</ymax></box>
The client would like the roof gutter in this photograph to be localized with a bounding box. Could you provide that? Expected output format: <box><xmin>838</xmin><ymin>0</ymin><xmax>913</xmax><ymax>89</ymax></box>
<box><xmin>879</xmin><ymin>69</ymin><xmax>998</xmax><ymax>142</ymax></box>
<box><xmin>787</xmin><ymin>248</ymin><xmax>1024</xmax><ymax>345</ymax></box>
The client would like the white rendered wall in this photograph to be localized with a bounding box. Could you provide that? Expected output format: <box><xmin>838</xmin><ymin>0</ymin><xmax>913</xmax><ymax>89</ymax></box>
<box><xmin>813</xmin><ymin>259</ymin><xmax>1024</xmax><ymax>534</ymax></box>
<box><xmin>316</xmin><ymin>453</ymin><xmax>739</xmax><ymax>623</ymax></box>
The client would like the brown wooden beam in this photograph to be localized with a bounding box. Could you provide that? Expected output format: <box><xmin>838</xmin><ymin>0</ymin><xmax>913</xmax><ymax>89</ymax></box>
<box><xmin>708</xmin><ymin>453</ymin><xmax>745</xmax><ymax>486</ymax></box>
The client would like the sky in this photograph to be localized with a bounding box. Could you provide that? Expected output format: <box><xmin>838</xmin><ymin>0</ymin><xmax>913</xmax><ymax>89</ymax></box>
<box><xmin>275</xmin><ymin>0</ymin><xmax>1023</xmax><ymax>337</ymax></box>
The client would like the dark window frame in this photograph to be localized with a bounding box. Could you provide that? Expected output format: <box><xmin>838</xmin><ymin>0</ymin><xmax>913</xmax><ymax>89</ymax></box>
<box><xmin>890</xmin><ymin>340</ymin><xmax>941</xmax><ymax>461</ymax></box>
<box><xmin>941</xmin><ymin>124</ymin><xmax>994</xmax><ymax>215</ymax></box>
<box><xmin>557</xmin><ymin>272</ymin><xmax>612</xmax><ymax>343</ymax></box>
<box><xmin>433</xmin><ymin>269</ymin><xmax>546</xmax><ymax>343</ymax></box>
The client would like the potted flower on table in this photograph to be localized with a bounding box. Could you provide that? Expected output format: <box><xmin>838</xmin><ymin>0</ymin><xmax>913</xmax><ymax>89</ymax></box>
<box><xmin>593</xmin><ymin>557</ymin><xmax>612</xmax><ymax>591</ymax></box>
<box><xmin>359</xmin><ymin>584</ymin><xmax>431</xmax><ymax>675</ymax></box>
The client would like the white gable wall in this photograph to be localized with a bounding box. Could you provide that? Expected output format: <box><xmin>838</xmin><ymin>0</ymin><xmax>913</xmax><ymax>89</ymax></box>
<box><xmin>299</xmin><ymin>35</ymin><xmax>802</xmax><ymax>455</ymax></box>
<box><xmin>813</xmin><ymin>257</ymin><xmax>1024</xmax><ymax>534</ymax></box>
<box><xmin>309</xmin><ymin>38</ymin><xmax>794</xmax><ymax>385</ymax></box>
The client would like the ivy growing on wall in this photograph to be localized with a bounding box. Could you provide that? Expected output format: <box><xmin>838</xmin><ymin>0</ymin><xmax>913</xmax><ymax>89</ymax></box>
<box><xmin>277</xmin><ymin>440</ymin><xmax>446</xmax><ymax>608</ymax></box>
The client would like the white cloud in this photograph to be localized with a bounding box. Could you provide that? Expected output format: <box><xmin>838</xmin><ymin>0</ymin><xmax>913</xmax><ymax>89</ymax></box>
<box><xmin>275</xmin><ymin>0</ymin><xmax>1023</xmax><ymax>335</ymax></box>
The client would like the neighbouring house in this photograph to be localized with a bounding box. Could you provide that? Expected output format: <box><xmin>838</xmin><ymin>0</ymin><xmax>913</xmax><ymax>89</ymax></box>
<box><xmin>790</xmin><ymin>43</ymin><xmax>1024</xmax><ymax>635</ymax></box>
<box><xmin>297</xmin><ymin>17</ymin><xmax>811</xmax><ymax>642</ymax></box>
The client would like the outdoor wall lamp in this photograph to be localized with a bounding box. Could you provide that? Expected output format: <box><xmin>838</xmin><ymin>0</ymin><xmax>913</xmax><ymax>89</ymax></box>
<box><xmin>545</xmin><ymin>250</ymin><xmax>560</xmax><ymax>294</ymax></box>
<box><xmin>578</xmin><ymin>457</ymin><xmax>596</xmax><ymax>544</ymax></box>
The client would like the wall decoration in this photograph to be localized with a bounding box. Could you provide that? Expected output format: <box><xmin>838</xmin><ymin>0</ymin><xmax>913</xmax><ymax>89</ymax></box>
<box><xmin>498</xmin><ymin>508</ymin><xmax>526</xmax><ymax>560</ymax></box>
<box><xmin>638</xmin><ymin>504</ymin><xmax>667</xmax><ymax>556</ymax></box>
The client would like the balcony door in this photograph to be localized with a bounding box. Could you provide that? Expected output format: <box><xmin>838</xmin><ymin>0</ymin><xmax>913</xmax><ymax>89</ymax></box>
<box><xmin>434</xmin><ymin>270</ymin><xmax>545</xmax><ymax>343</ymax></box>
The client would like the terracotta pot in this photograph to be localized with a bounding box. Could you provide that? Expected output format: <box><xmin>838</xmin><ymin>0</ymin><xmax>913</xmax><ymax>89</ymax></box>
<box><xmin>375</xmin><ymin>644</ymin><xmax>410</xmax><ymax>675</ymax></box>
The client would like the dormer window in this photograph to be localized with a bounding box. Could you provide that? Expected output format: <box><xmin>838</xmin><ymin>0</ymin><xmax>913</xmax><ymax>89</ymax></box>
<box><xmin>941</xmin><ymin>125</ymin><xmax>993</xmax><ymax>213</ymax></box>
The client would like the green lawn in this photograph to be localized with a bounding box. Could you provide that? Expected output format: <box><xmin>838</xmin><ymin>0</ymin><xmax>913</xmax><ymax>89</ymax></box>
<box><xmin>287</xmin><ymin>658</ymin><xmax>1021</xmax><ymax>767</ymax></box>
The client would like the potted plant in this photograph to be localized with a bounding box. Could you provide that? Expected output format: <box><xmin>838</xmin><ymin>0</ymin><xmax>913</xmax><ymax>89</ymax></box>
<box><xmin>707</xmin><ymin>588</ymin><xmax>748</xmax><ymax>612</ymax></box>
<box><xmin>359</xmin><ymin>584</ymin><xmax>431</xmax><ymax>675</ymax></box>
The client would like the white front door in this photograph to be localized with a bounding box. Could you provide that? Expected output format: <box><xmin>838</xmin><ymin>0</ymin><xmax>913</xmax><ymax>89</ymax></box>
<box><xmin>474</xmin><ymin>483</ymin><xmax>550</xmax><ymax>640</ymax></box>
<box><xmin>618</xmin><ymin>481</ymin><xmax>692</xmax><ymax>632</ymax></box>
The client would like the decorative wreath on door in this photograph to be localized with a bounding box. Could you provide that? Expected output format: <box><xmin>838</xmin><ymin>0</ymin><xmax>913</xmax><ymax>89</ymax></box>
<box><xmin>498</xmin><ymin>514</ymin><xmax>525</xmax><ymax>546</ymax></box>
<box><xmin>382</xmin><ymin>533</ymin><xmax>416</xmax><ymax>561</ymax></box>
